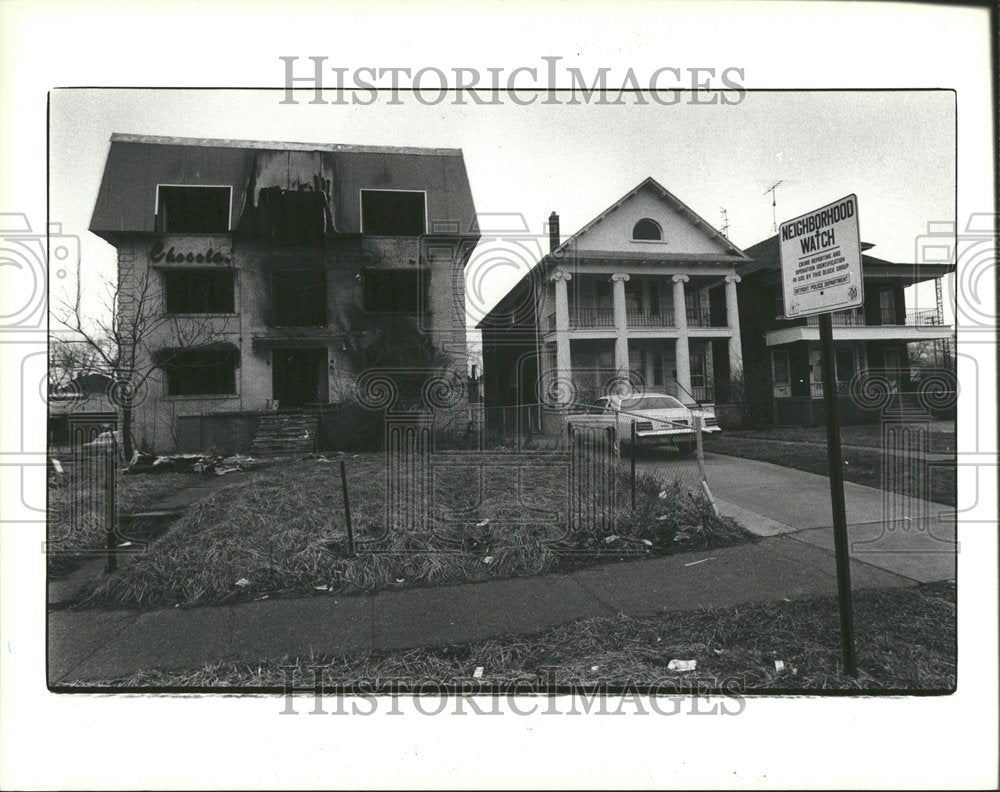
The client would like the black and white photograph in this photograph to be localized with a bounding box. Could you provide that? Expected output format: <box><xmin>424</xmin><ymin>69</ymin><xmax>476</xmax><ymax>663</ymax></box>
<box><xmin>1</xmin><ymin>1</ymin><xmax>996</xmax><ymax>789</ymax></box>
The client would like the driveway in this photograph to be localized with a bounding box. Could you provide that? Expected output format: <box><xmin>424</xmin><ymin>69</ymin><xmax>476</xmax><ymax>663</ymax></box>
<box><xmin>635</xmin><ymin>450</ymin><xmax>956</xmax><ymax>584</ymax></box>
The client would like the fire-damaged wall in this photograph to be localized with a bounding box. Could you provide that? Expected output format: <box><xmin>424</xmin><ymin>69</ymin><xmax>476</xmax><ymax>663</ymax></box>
<box><xmin>91</xmin><ymin>134</ymin><xmax>480</xmax><ymax>453</ymax></box>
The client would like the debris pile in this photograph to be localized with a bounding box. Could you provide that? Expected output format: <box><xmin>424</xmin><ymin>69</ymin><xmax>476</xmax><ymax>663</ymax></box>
<box><xmin>126</xmin><ymin>452</ymin><xmax>268</xmax><ymax>476</ymax></box>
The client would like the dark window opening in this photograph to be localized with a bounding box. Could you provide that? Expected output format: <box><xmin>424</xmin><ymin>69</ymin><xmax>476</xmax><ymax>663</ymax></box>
<box><xmin>271</xmin><ymin>270</ymin><xmax>327</xmax><ymax>327</ymax></box>
<box><xmin>362</xmin><ymin>269</ymin><xmax>425</xmax><ymax>313</ymax></box>
<box><xmin>163</xmin><ymin>269</ymin><xmax>235</xmax><ymax>314</ymax></box>
<box><xmin>632</xmin><ymin>218</ymin><xmax>662</xmax><ymax>241</ymax></box>
<box><xmin>361</xmin><ymin>190</ymin><xmax>426</xmax><ymax>236</ymax></box>
<box><xmin>157</xmin><ymin>186</ymin><xmax>231</xmax><ymax>233</ymax></box>
<box><xmin>164</xmin><ymin>349</ymin><xmax>237</xmax><ymax>396</ymax></box>
<box><xmin>256</xmin><ymin>187</ymin><xmax>327</xmax><ymax>246</ymax></box>
<box><xmin>835</xmin><ymin>348</ymin><xmax>855</xmax><ymax>381</ymax></box>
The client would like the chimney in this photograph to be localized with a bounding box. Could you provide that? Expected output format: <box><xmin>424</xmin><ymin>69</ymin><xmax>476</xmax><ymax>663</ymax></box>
<box><xmin>548</xmin><ymin>211</ymin><xmax>560</xmax><ymax>252</ymax></box>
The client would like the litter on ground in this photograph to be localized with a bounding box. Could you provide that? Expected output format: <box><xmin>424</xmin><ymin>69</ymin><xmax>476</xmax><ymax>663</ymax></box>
<box><xmin>472</xmin><ymin>666</ymin><xmax>484</xmax><ymax>679</ymax></box>
<box><xmin>684</xmin><ymin>557</ymin><xmax>716</xmax><ymax>567</ymax></box>
<box><xmin>234</xmin><ymin>577</ymin><xmax>250</xmax><ymax>587</ymax></box>
<box><xmin>667</xmin><ymin>659</ymin><xmax>697</xmax><ymax>672</ymax></box>
<box><xmin>774</xmin><ymin>660</ymin><xmax>786</xmax><ymax>672</ymax></box>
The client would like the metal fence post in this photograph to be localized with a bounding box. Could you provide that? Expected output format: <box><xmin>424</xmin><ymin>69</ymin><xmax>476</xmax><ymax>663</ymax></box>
<box><xmin>339</xmin><ymin>459</ymin><xmax>355</xmax><ymax>557</ymax></box>
<box><xmin>694</xmin><ymin>415</ymin><xmax>720</xmax><ymax>518</ymax></box>
<box><xmin>104</xmin><ymin>438</ymin><xmax>118</xmax><ymax>574</ymax></box>
<box><xmin>630</xmin><ymin>419</ymin><xmax>637</xmax><ymax>511</ymax></box>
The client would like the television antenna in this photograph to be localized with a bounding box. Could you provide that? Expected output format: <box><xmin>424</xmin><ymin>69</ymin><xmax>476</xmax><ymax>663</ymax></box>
<box><xmin>719</xmin><ymin>207</ymin><xmax>730</xmax><ymax>238</ymax></box>
<box><xmin>764</xmin><ymin>180</ymin><xmax>784</xmax><ymax>233</ymax></box>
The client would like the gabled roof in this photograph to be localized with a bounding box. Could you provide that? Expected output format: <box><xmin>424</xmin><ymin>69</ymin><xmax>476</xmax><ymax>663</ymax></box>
<box><xmin>551</xmin><ymin>176</ymin><xmax>750</xmax><ymax>261</ymax></box>
<box><xmin>477</xmin><ymin>177</ymin><xmax>750</xmax><ymax>329</ymax></box>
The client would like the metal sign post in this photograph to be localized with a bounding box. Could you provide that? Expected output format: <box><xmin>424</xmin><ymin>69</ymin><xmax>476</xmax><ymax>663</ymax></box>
<box><xmin>818</xmin><ymin>313</ymin><xmax>858</xmax><ymax>677</ymax></box>
<box><xmin>778</xmin><ymin>194</ymin><xmax>861</xmax><ymax>677</ymax></box>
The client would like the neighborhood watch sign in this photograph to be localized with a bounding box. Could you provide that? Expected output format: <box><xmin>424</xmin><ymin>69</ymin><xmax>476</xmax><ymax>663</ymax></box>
<box><xmin>778</xmin><ymin>194</ymin><xmax>863</xmax><ymax>319</ymax></box>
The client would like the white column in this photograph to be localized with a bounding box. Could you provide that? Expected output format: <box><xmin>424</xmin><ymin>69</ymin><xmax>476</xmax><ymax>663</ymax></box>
<box><xmin>551</xmin><ymin>270</ymin><xmax>573</xmax><ymax>390</ymax></box>
<box><xmin>672</xmin><ymin>274</ymin><xmax>692</xmax><ymax>402</ymax></box>
<box><xmin>610</xmin><ymin>272</ymin><xmax>630</xmax><ymax>375</ymax></box>
<box><xmin>724</xmin><ymin>274</ymin><xmax>743</xmax><ymax>377</ymax></box>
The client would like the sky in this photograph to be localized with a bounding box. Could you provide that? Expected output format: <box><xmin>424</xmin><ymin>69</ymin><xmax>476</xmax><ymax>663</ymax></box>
<box><xmin>49</xmin><ymin>88</ymin><xmax>956</xmax><ymax>337</ymax></box>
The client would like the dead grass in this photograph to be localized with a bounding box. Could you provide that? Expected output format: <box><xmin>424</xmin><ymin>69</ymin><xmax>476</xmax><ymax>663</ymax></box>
<box><xmin>47</xmin><ymin>468</ymin><xmax>201</xmax><ymax>573</ymax></box>
<box><xmin>68</xmin><ymin>582</ymin><xmax>955</xmax><ymax>692</ymax></box>
<box><xmin>77</xmin><ymin>454</ymin><xmax>751</xmax><ymax>609</ymax></box>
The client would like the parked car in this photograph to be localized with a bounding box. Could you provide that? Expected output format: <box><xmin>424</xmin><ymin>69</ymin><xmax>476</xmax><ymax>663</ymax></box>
<box><xmin>590</xmin><ymin>392</ymin><xmax>720</xmax><ymax>454</ymax></box>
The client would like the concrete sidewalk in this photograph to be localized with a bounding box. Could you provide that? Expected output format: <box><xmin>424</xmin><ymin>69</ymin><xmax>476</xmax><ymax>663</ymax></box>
<box><xmin>637</xmin><ymin>451</ymin><xmax>957</xmax><ymax>584</ymax></box>
<box><xmin>50</xmin><ymin>534</ymin><xmax>914</xmax><ymax>684</ymax></box>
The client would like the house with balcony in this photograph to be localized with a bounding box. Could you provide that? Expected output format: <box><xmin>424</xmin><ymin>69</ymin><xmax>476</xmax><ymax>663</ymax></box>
<box><xmin>89</xmin><ymin>133</ymin><xmax>479</xmax><ymax>453</ymax></box>
<box><xmin>736</xmin><ymin>234</ymin><xmax>956</xmax><ymax>426</ymax></box>
<box><xmin>479</xmin><ymin>177</ymin><xmax>750</xmax><ymax>436</ymax></box>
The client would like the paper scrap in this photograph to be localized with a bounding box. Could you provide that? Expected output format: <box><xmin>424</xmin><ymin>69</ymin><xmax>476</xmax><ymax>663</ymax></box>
<box><xmin>473</xmin><ymin>666</ymin><xmax>484</xmax><ymax>679</ymax></box>
<box><xmin>667</xmin><ymin>659</ymin><xmax>697</xmax><ymax>672</ymax></box>
<box><xmin>683</xmin><ymin>557</ymin><xmax>716</xmax><ymax>567</ymax></box>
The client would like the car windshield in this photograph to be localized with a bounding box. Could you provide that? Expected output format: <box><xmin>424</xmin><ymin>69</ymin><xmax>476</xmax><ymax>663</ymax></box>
<box><xmin>621</xmin><ymin>396</ymin><xmax>685</xmax><ymax>410</ymax></box>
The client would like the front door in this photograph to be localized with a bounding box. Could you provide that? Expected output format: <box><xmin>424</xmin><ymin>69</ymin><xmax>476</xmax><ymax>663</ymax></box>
<box><xmin>273</xmin><ymin>348</ymin><xmax>326</xmax><ymax>408</ymax></box>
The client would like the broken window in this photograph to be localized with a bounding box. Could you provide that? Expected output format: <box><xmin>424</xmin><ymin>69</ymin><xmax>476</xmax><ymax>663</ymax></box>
<box><xmin>362</xmin><ymin>269</ymin><xmax>424</xmax><ymax>313</ymax></box>
<box><xmin>163</xmin><ymin>348</ymin><xmax>237</xmax><ymax>396</ymax></box>
<box><xmin>156</xmin><ymin>186</ymin><xmax>231</xmax><ymax>233</ymax></box>
<box><xmin>271</xmin><ymin>270</ymin><xmax>327</xmax><ymax>327</ymax></box>
<box><xmin>163</xmin><ymin>269</ymin><xmax>235</xmax><ymax>314</ymax></box>
<box><xmin>361</xmin><ymin>190</ymin><xmax>426</xmax><ymax>236</ymax></box>
<box><xmin>257</xmin><ymin>187</ymin><xmax>327</xmax><ymax>246</ymax></box>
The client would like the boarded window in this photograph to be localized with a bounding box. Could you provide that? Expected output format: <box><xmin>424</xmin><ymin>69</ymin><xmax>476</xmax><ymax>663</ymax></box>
<box><xmin>362</xmin><ymin>269</ymin><xmax>424</xmax><ymax>313</ymax></box>
<box><xmin>361</xmin><ymin>190</ymin><xmax>426</xmax><ymax>235</ymax></box>
<box><xmin>163</xmin><ymin>269</ymin><xmax>235</xmax><ymax>314</ymax></box>
<box><xmin>271</xmin><ymin>270</ymin><xmax>327</xmax><ymax>327</ymax></box>
<box><xmin>157</xmin><ymin>186</ymin><xmax>231</xmax><ymax>233</ymax></box>
<box><xmin>164</xmin><ymin>349</ymin><xmax>237</xmax><ymax>396</ymax></box>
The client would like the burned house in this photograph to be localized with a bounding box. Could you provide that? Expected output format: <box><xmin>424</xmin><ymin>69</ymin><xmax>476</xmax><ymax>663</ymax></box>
<box><xmin>89</xmin><ymin>134</ymin><xmax>479</xmax><ymax>453</ymax></box>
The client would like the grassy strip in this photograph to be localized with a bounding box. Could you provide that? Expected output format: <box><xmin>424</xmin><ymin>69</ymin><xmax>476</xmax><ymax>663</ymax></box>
<box><xmin>77</xmin><ymin>455</ymin><xmax>752</xmax><ymax>610</ymax></box>
<box><xmin>67</xmin><ymin>583</ymin><xmax>955</xmax><ymax>691</ymax></box>
<box><xmin>704</xmin><ymin>435</ymin><xmax>956</xmax><ymax>507</ymax></box>
<box><xmin>722</xmin><ymin>424</ymin><xmax>955</xmax><ymax>453</ymax></box>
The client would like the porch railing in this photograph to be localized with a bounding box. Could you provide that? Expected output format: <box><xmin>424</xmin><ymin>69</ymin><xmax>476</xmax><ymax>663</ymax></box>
<box><xmin>905</xmin><ymin>308</ymin><xmax>946</xmax><ymax>326</ymax></box>
<box><xmin>691</xmin><ymin>385</ymin><xmax>714</xmax><ymax>403</ymax></box>
<box><xmin>625</xmin><ymin>307</ymin><xmax>674</xmax><ymax>327</ymax></box>
<box><xmin>803</xmin><ymin>307</ymin><xmax>945</xmax><ymax>327</ymax></box>
<box><xmin>569</xmin><ymin>306</ymin><xmax>616</xmax><ymax>327</ymax></box>
<box><xmin>806</xmin><ymin>309</ymin><xmax>866</xmax><ymax>327</ymax></box>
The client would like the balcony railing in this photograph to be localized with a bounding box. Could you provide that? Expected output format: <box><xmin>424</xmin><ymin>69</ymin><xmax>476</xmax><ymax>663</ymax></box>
<box><xmin>806</xmin><ymin>309</ymin><xmax>866</xmax><ymax>327</ymax></box>
<box><xmin>804</xmin><ymin>307</ymin><xmax>945</xmax><ymax>328</ymax></box>
<box><xmin>569</xmin><ymin>306</ymin><xmax>615</xmax><ymax>327</ymax></box>
<box><xmin>625</xmin><ymin>307</ymin><xmax>674</xmax><ymax>327</ymax></box>
<box><xmin>686</xmin><ymin>311</ymin><xmax>713</xmax><ymax>328</ymax></box>
<box><xmin>906</xmin><ymin>308</ymin><xmax>946</xmax><ymax>326</ymax></box>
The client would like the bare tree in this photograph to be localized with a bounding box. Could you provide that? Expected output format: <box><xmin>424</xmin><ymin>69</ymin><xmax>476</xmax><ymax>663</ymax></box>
<box><xmin>57</xmin><ymin>258</ymin><xmax>231</xmax><ymax>459</ymax></box>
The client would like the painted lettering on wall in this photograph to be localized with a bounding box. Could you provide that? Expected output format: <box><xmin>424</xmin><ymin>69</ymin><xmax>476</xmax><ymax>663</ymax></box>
<box><xmin>150</xmin><ymin>240</ymin><xmax>232</xmax><ymax>264</ymax></box>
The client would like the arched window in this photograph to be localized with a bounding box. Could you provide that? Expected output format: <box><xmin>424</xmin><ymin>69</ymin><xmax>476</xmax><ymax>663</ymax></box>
<box><xmin>632</xmin><ymin>218</ymin><xmax>662</xmax><ymax>241</ymax></box>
